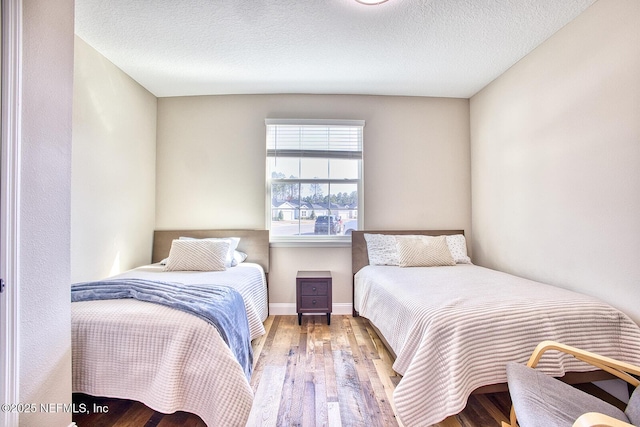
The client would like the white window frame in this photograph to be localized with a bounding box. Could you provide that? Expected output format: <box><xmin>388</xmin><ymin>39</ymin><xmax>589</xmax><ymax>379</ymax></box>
<box><xmin>265</xmin><ymin>119</ymin><xmax>364</xmax><ymax>245</ymax></box>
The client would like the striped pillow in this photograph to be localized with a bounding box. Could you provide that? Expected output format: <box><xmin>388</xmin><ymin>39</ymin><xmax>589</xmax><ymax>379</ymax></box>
<box><xmin>179</xmin><ymin>236</ymin><xmax>240</xmax><ymax>268</ymax></box>
<box><xmin>163</xmin><ymin>239</ymin><xmax>230</xmax><ymax>271</ymax></box>
<box><xmin>396</xmin><ymin>235</ymin><xmax>456</xmax><ymax>267</ymax></box>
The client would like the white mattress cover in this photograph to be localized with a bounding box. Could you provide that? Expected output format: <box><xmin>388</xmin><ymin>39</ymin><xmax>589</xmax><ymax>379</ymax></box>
<box><xmin>72</xmin><ymin>263</ymin><xmax>268</xmax><ymax>426</ymax></box>
<box><xmin>355</xmin><ymin>264</ymin><xmax>640</xmax><ymax>426</ymax></box>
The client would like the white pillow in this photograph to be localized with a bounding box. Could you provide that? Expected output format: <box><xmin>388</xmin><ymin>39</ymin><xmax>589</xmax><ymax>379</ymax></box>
<box><xmin>179</xmin><ymin>236</ymin><xmax>240</xmax><ymax>268</ymax></box>
<box><xmin>163</xmin><ymin>239</ymin><xmax>229</xmax><ymax>271</ymax></box>
<box><xmin>364</xmin><ymin>234</ymin><xmax>400</xmax><ymax>266</ymax></box>
<box><xmin>232</xmin><ymin>250</ymin><xmax>248</xmax><ymax>266</ymax></box>
<box><xmin>445</xmin><ymin>234</ymin><xmax>471</xmax><ymax>264</ymax></box>
<box><xmin>396</xmin><ymin>235</ymin><xmax>456</xmax><ymax>267</ymax></box>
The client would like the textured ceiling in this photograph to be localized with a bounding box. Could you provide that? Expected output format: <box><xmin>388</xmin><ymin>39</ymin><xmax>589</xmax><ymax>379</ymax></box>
<box><xmin>75</xmin><ymin>0</ymin><xmax>598</xmax><ymax>98</ymax></box>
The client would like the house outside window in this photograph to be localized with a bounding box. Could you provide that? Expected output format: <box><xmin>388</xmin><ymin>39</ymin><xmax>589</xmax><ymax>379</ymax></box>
<box><xmin>266</xmin><ymin>119</ymin><xmax>364</xmax><ymax>243</ymax></box>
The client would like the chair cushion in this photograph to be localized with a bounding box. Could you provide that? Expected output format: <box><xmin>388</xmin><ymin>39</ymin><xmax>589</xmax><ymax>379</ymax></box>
<box><xmin>627</xmin><ymin>386</ymin><xmax>640</xmax><ymax>425</ymax></box>
<box><xmin>506</xmin><ymin>362</ymin><xmax>629</xmax><ymax>427</ymax></box>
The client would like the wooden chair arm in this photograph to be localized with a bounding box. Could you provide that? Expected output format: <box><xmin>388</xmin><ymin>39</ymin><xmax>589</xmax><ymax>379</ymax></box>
<box><xmin>504</xmin><ymin>341</ymin><xmax>640</xmax><ymax>427</ymax></box>
<box><xmin>527</xmin><ymin>340</ymin><xmax>640</xmax><ymax>387</ymax></box>
<box><xmin>572</xmin><ymin>412</ymin><xmax>635</xmax><ymax>427</ymax></box>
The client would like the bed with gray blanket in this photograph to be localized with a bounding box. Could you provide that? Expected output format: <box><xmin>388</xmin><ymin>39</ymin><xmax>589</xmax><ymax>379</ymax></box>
<box><xmin>71</xmin><ymin>229</ymin><xmax>269</xmax><ymax>427</ymax></box>
<box><xmin>72</xmin><ymin>278</ymin><xmax>253</xmax><ymax>380</ymax></box>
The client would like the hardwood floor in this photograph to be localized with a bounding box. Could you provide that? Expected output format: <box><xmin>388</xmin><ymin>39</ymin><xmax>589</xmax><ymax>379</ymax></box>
<box><xmin>73</xmin><ymin>315</ymin><xmax>514</xmax><ymax>427</ymax></box>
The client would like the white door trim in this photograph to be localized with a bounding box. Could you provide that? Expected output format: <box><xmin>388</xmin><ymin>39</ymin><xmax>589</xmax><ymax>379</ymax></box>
<box><xmin>1</xmin><ymin>0</ymin><xmax>22</xmax><ymax>425</ymax></box>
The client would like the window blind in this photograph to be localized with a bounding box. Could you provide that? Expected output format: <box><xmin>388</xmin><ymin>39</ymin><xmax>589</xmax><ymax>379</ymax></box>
<box><xmin>266</xmin><ymin>119</ymin><xmax>364</xmax><ymax>160</ymax></box>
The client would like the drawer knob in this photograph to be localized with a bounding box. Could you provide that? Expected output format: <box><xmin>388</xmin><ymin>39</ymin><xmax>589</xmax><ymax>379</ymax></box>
<box><xmin>312</xmin><ymin>299</ymin><xmax>317</xmax><ymax>305</ymax></box>
<box><xmin>312</xmin><ymin>287</ymin><xmax>317</xmax><ymax>291</ymax></box>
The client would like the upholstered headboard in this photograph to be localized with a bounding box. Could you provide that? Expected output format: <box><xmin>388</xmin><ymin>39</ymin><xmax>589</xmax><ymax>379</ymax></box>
<box><xmin>152</xmin><ymin>229</ymin><xmax>270</xmax><ymax>273</ymax></box>
<box><xmin>351</xmin><ymin>229</ymin><xmax>465</xmax><ymax>276</ymax></box>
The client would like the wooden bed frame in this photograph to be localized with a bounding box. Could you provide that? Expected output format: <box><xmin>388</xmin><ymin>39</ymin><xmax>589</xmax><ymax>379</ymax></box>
<box><xmin>351</xmin><ymin>229</ymin><xmax>614</xmax><ymax>394</ymax></box>
<box><xmin>151</xmin><ymin>229</ymin><xmax>270</xmax><ymax>273</ymax></box>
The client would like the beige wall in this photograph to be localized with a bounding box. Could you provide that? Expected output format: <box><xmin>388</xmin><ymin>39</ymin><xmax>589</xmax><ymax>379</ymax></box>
<box><xmin>470</xmin><ymin>0</ymin><xmax>640</xmax><ymax>324</ymax></box>
<box><xmin>157</xmin><ymin>94</ymin><xmax>471</xmax><ymax>308</ymax></box>
<box><xmin>72</xmin><ymin>37</ymin><xmax>157</xmax><ymax>282</ymax></box>
<box><xmin>20</xmin><ymin>0</ymin><xmax>74</xmax><ymax>425</ymax></box>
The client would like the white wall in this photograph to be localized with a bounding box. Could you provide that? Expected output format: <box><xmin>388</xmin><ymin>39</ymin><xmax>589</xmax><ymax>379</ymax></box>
<box><xmin>470</xmin><ymin>0</ymin><xmax>640</xmax><ymax>324</ymax></box>
<box><xmin>156</xmin><ymin>94</ymin><xmax>471</xmax><ymax>308</ymax></box>
<box><xmin>19</xmin><ymin>0</ymin><xmax>74</xmax><ymax>425</ymax></box>
<box><xmin>72</xmin><ymin>36</ymin><xmax>157</xmax><ymax>282</ymax></box>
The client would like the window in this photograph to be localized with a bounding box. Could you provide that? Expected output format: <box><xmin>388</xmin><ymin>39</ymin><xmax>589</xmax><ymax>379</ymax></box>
<box><xmin>266</xmin><ymin>119</ymin><xmax>364</xmax><ymax>242</ymax></box>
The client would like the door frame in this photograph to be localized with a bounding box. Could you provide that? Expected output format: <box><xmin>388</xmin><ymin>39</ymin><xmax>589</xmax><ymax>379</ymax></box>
<box><xmin>1</xmin><ymin>0</ymin><xmax>22</xmax><ymax>425</ymax></box>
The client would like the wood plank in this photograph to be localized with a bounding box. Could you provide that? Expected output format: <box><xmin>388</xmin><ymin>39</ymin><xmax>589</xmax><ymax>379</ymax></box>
<box><xmin>327</xmin><ymin>401</ymin><xmax>343</xmax><ymax>427</ymax></box>
<box><xmin>275</xmin><ymin>316</ymin><xmax>303</xmax><ymax>426</ymax></box>
<box><xmin>267</xmin><ymin>315</ymin><xmax>295</xmax><ymax>365</ymax></box>
<box><xmin>364</xmin><ymin>321</ymin><xmax>396</xmax><ymax>366</ymax></box>
<box><xmin>250</xmin><ymin>315</ymin><xmax>281</xmax><ymax>392</ymax></box>
<box><xmin>372</xmin><ymin>359</ymin><xmax>405</xmax><ymax>427</ymax></box>
<box><xmin>347</xmin><ymin>319</ymin><xmax>395</xmax><ymax>426</ymax></box>
<box><xmin>112</xmin><ymin>401</ymin><xmax>155</xmax><ymax>426</ymax></box>
<box><xmin>344</xmin><ymin>318</ymin><xmax>386</xmax><ymax>427</ymax></box>
<box><xmin>359</xmin><ymin>379</ymin><xmax>386</xmax><ymax>427</ymax></box>
<box><xmin>486</xmin><ymin>392</ymin><xmax>513</xmax><ymax>419</ymax></box>
<box><xmin>313</xmin><ymin>317</ymin><xmax>329</xmax><ymax>426</ymax></box>
<box><xmin>252</xmin><ymin>315</ymin><xmax>275</xmax><ymax>367</ymax></box>
<box><xmin>353</xmin><ymin>317</ymin><xmax>398</xmax><ymax>426</ymax></box>
<box><xmin>330</xmin><ymin>317</ymin><xmax>369</xmax><ymax>427</ymax></box>
<box><xmin>246</xmin><ymin>364</ymin><xmax>287</xmax><ymax>427</ymax></box>
<box><xmin>358</xmin><ymin>346</ymin><xmax>398</xmax><ymax>426</ymax></box>
<box><xmin>281</xmin><ymin>317</ymin><xmax>308</xmax><ymax>425</ymax></box>
<box><xmin>302</xmin><ymin>371</ymin><xmax>317</xmax><ymax>427</ymax></box>
<box><xmin>350</xmin><ymin>316</ymin><xmax>379</xmax><ymax>357</ymax></box>
<box><xmin>154</xmin><ymin>411</ymin><xmax>197</xmax><ymax>427</ymax></box>
<box><xmin>432</xmin><ymin>415</ymin><xmax>464</xmax><ymax>427</ymax></box>
<box><xmin>320</xmin><ymin>314</ymin><xmax>339</xmax><ymax>407</ymax></box>
<box><xmin>72</xmin><ymin>395</ymin><xmax>133</xmax><ymax>427</ymax></box>
<box><xmin>465</xmin><ymin>395</ymin><xmax>503</xmax><ymax>427</ymax></box>
<box><xmin>475</xmin><ymin>393</ymin><xmax>510</xmax><ymax>425</ymax></box>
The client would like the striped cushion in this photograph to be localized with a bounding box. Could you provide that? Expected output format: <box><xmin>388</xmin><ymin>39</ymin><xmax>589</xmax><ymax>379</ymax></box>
<box><xmin>179</xmin><ymin>236</ymin><xmax>240</xmax><ymax>268</ymax></box>
<box><xmin>163</xmin><ymin>239</ymin><xmax>229</xmax><ymax>271</ymax></box>
<box><xmin>396</xmin><ymin>235</ymin><xmax>456</xmax><ymax>267</ymax></box>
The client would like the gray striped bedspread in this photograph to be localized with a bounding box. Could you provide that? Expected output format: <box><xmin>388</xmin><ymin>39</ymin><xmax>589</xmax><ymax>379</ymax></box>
<box><xmin>354</xmin><ymin>264</ymin><xmax>640</xmax><ymax>427</ymax></box>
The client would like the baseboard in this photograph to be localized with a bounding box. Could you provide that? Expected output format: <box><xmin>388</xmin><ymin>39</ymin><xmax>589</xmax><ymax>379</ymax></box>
<box><xmin>269</xmin><ymin>303</ymin><xmax>353</xmax><ymax>316</ymax></box>
<box><xmin>332</xmin><ymin>303</ymin><xmax>353</xmax><ymax>315</ymax></box>
<box><xmin>268</xmin><ymin>303</ymin><xmax>295</xmax><ymax>315</ymax></box>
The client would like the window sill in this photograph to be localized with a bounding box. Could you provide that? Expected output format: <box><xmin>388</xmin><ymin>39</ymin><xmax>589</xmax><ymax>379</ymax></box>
<box><xmin>269</xmin><ymin>238</ymin><xmax>352</xmax><ymax>248</ymax></box>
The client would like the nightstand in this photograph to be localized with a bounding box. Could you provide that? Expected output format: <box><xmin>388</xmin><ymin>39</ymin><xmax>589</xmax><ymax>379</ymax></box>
<box><xmin>296</xmin><ymin>270</ymin><xmax>332</xmax><ymax>325</ymax></box>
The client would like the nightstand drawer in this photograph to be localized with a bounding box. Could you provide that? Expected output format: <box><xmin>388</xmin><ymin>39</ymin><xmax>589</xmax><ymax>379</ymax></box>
<box><xmin>299</xmin><ymin>281</ymin><xmax>329</xmax><ymax>296</ymax></box>
<box><xmin>300</xmin><ymin>296</ymin><xmax>329</xmax><ymax>311</ymax></box>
